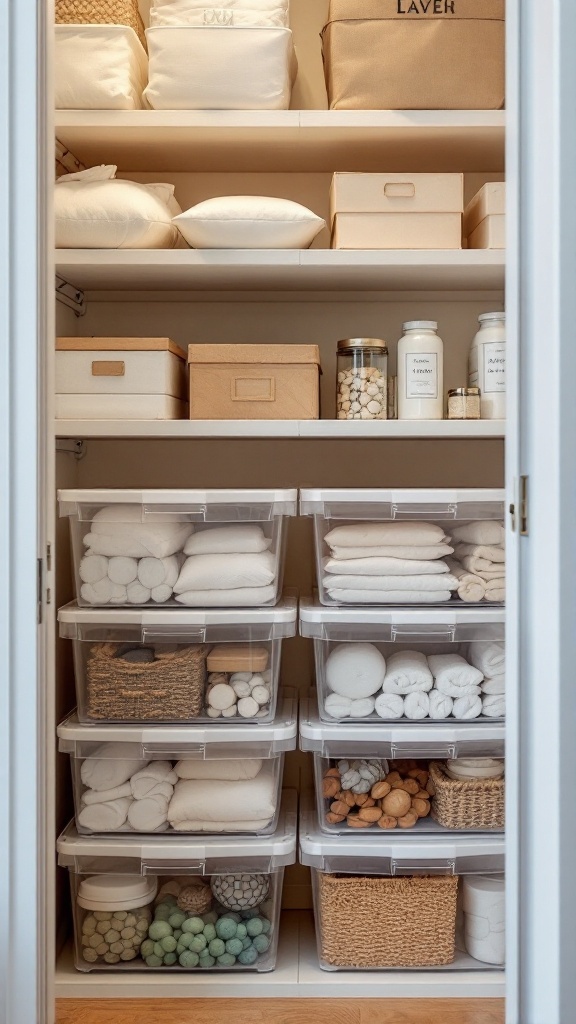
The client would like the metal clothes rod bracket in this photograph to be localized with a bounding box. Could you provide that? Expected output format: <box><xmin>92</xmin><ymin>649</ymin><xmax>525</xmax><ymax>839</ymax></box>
<box><xmin>56</xmin><ymin>274</ymin><xmax>86</xmax><ymax>317</ymax></box>
<box><xmin>55</xmin><ymin>439</ymin><xmax>87</xmax><ymax>460</ymax></box>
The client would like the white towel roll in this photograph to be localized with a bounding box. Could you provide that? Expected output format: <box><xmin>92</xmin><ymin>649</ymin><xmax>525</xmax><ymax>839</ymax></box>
<box><xmin>452</xmin><ymin>694</ymin><xmax>483</xmax><ymax>719</ymax></box>
<box><xmin>428</xmin><ymin>653</ymin><xmax>484</xmax><ymax>690</ymax></box>
<box><xmin>324</xmin><ymin>693</ymin><xmax>353</xmax><ymax>719</ymax></box>
<box><xmin>404</xmin><ymin>691</ymin><xmax>430</xmax><ymax>720</ymax></box>
<box><xmin>482</xmin><ymin>694</ymin><xmax>506</xmax><ymax>718</ymax></box>
<box><xmin>107</xmin><ymin>555</ymin><xmax>138</xmax><ymax>585</ymax></box>
<box><xmin>81</xmin><ymin>743</ymin><xmax>149</xmax><ymax>791</ymax></box>
<box><xmin>382</xmin><ymin>650</ymin><xmax>433</xmax><ymax>695</ymax></box>
<box><xmin>78</xmin><ymin>796</ymin><xmax>132</xmax><ymax>832</ymax></box>
<box><xmin>127</xmin><ymin>580</ymin><xmax>151</xmax><ymax>604</ymax></box>
<box><xmin>127</xmin><ymin>794</ymin><xmax>170</xmax><ymax>832</ymax></box>
<box><xmin>326</xmin><ymin>642</ymin><xmax>386</xmax><ymax>699</ymax></box>
<box><xmin>481</xmin><ymin>675</ymin><xmax>505</xmax><ymax>695</ymax></box>
<box><xmin>151</xmin><ymin>584</ymin><xmax>172</xmax><ymax>603</ymax></box>
<box><xmin>429</xmin><ymin>689</ymin><xmax>453</xmax><ymax>720</ymax></box>
<box><xmin>79</xmin><ymin>554</ymin><xmax>109</xmax><ymax>584</ymax></box>
<box><xmin>468</xmin><ymin>641</ymin><xmax>505</xmax><ymax>678</ymax></box>
<box><xmin>138</xmin><ymin>556</ymin><xmax>169</xmax><ymax>589</ymax></box>
<box><xmin>109</xmin><ymin>583</ymin><xmax>128</xmax><ymax>605</ymax></box>
<box><xmin>350</xmin><ymin>697</ymin><xmax>376</xmax><ymax>718</ymax></box>
<box><xmin>374</xmin><ymin>692</ymin><xmax>405</xmax><ymax>720</ymax></box>
<box><xmin>80</xmin><ymin>577</ymin><xmax>114</xmax><ymax>605</ymax></box>
<box><xmin>81</xmin><ymin>783</ymin><xmax>132</xmax><ymax>805</ymax></box>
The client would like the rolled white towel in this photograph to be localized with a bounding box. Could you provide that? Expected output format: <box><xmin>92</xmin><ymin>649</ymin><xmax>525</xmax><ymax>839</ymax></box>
<box><xmin>78</xmin><ymin>796</ymin><xmax>132</xmax><ymax>832</ymax></box>
<box><xmin>81</xmin><ymin>783</ymin><xmax>132</xmax><ymax>806</ymax></box>
<box><xmin>107</xmin><ymin>555</ymin><xmax>138</xmax><ymax>585</ymax></box>
<box><xmin>79</xmin><ymin>554</ymin><xmax>109</xmax><ymax>584</ymax></box>
<box><xmin>482</xmin><ymin>694</ymin><xmax>506</xmax><ymax>718</ymax></box>
<box><xmin>350</xmin><ymin>697</ymin><xmax>377</xmax><ymax>717</ymax></box>
<box><xmin>428</xmin><ymin>653</ymin><xmax>484</xmax><ymax>692</ymax></box>
<box><xmin>404</xmin><ymin>691</ymin><xmax>430</xmax><ymax>720</ymax></box>
<box><xmin>328</xmin><ymin>543</ymin><xmax>454</xmax><ymax>561</ymax></box>
<box><xmin>429</xmin><ymin>689</ymin><xmax>454</xmax><ymax>720</ymax></box>
<box><xmin>374</xmin><ymin>692</ymin><xmax>405</xmax><ymax>720</ymax></box>
<box><xmin>324</xmin><ymin>574</ymin><xmax>459</xmax><ymax>593</ymax></box>
<box><xmin>484</xmin><ymin>579</ymin><xmax>505</xmax><ymax>602</ymax></box>
<box><xmin>452</xmin><ymin>694</ymin><xmax>483</xmax><ymax>720</ymax></box>
<box><xmin>324</xmin><ymin>693</ymin><xmax>353</xmax><ymax>719</ymax></box>
<box><xmin>323</xmin><ymin>556</ymin><xmax>451</xmax><ymax>577</ymax></box>
<box><xmin>468</xmin><ymin>641</ymin><xmax>505</xmax><ymax>678</ymax></box>
<box><xmin>481</xmin><ymin>675</ymin><xmax>505</xmax><ymax>695</ymax></box>
<box><xmin>151</xmin><ymin>584</ymin><xmax>173</xmax><ymax>603</ymax></box>
<box><xmin>81</xmin><ymin>742</ymin><xmax>149</xmax><ymax>791</ymax></box>
<box><xmin>137</xmin><ymin>555</ymin><xmax>179</xmax><ymax>590</ymax></box>
<box><xmin>109</xmin><ymin>583</ymin><xmax>128</xmax><ymax>605</ymax></box>
<box><xmin>80</xmin><ymin>577</ymin><xmax>114</xmax><ymax>605</ymax></box>
<box><xmin>326</xmin><ymin>643</ymin><xmax>386</xmax><ymax>699</ymax></box>
<box><xmin>446</xmin><ymin>557</ymin><xmax>486</xmax><ymax>603</ymax></box>
<box><xmin>382</xmin><ymin>650</ymin><xmax>433</xmax><ymax>695</ymax></box>
<box><xmin>128</xmin><ymin>793</ymin><xmax>170</xmax><ymax>832</ymax></box>
<box><xmin>127</xmin><ymin>580</ymin><xmax>151</xmax><ymax>604</ymax></box>
<box><xmin>326</xmin><ymin>589</ymin><xmax>453</xmax><ymax>604</ymax></box>
<box><xmin>130</xmin><ymin>761</ymin><xmax>178</xmax><ymax>799</ymax></box>
<box><xmin>450</xmin><ymin>521</ymin><xmax>505</xmax><ymax>546</ymax></box>
<box><xmin>454</xmin><ymin>542</ymin><xmax>505</xmax><ymax>566</ymax></box>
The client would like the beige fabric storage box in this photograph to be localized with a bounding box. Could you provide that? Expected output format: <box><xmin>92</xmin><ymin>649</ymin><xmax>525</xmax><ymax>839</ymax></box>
<box><xmin>330</xmin><ymin>173</ymin><xmax>463</xmax><ymax>251</ymax></box>
<box><xmin>56</xmin><ymin>338</ymin><xmax>187</xmax><ymax>420</ymax></box>
<box><xmin>188</xmin><ymin>344</ymin><xmax>321</xmax><ymax>420</ymax></box>
<box><xmin>321</xmin><ymin>0</ymin><xmax>505</xmax><ymax>111</ymax></box>
<box><xmin>465</xmin><ymin>183</ymin><xmax>506</xmax><ymax>250</ymax></box>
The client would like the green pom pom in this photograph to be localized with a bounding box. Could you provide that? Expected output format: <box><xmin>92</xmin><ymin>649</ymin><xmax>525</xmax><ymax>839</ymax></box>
<box><xmin>168</xmin><ymin>912</ymin><xmax>187</xmax><ymax>930</ymax></box>
<box><xmin>163</xmin><ymin>952</ymin><xmax>178</xmax><ymax>966</ymax></box>
<box><xmin>190</xmin><ymin>934</ymin><xmax>207</xmax><ymax>953</ymax></box>
<box><xmin>145</xmin><ymin>954</ymin><xmax>163</xmax><ymax>967</ymax></box>
<box><xmin>153</xmin><ymin>942</ymin><xmax>165</xmax><ymax>958</ymax></box>
<box><xmin>216</xmin><ymin>918</ymin><xmax>237</xmax><ymax>940</ymax></box>
<box><xmin>217</xmin><ymin>953</ymin><xmax>236</xmax><ymax>966</ymax></box>
<box><xmin>241</xmin><ymin>908</ymin><xmax>260</xmax><ymax>920</ymax></box>
<box><xmin>222</xmin><ymin>912</ymin><xmax>241</xmax><ymax>923</ymax></box>
<box><xmin>238</xmin><ymin>946</ymin><xmax>258</xmax><ymax>965</ymax></box>
<box><xmin>163</xmin><ymin>895</ymin><xmax>178</xmax><ymax>906</ymax></box>
<box><xmin>178</xmin><ymin>932</ymin><xmax>193</xmax><ymax>949</ymax></box>
<box><xmin>199</xmin><ymin>953</ymin><xmax>215</xmax><ymax>968</ymax></box>
<box><xmin>225</xmin><ymin>938</ymin><xmax>243</xmax><ymax>956</ymax></box>
<box><xmin>173</xmin><ymin>929</ymin><xmax>182</xmax><ymax>941</ymax></box>
<box><xmin>149</xmin><ymin>920</ymin><xmax>172</xmax><ymax>941</ymax></box>
<box><xmin>161</xmin><ymin>935</ymin><xmax>177</xmax><ymax>953</ymax></box>
<box><xmin>235</xmin><ymin>923</ymin><xmax>247</xmax><ymax>939</ymax></box>
<box><xmin>242</xmin><ymin>937</ymin><xmax>252</xmax><ymax>950</ymax></box>
<box><xmin>154</xmin><ymin>905</ymin><xmax>172</xmax><ymax>920</ymax></box>
<box><xmin>261</xmin><ymin>919</ymin><xmax>271</xmax><ymax>935</ymax></box>
<box><xmin>203</xmin><ymin>923</ymin><xmax>217</xmax><ymax>942</ymax></box>
<box><xmin>252</xmin><ymin>934</ymin><xmax>269</xmax><ymax>954</ymax></box>
<box><xmin>246</xmin><ymin>918</ymin><xmax>263</xmax><ymax>937</ymax></box>
<box><xmin>140</xmin><ymin>939</ymin><xmax>154</xmax><ymax>958</ymax></box>
<box><xmin>179</xmin><ymin>950</ymin><xmax>200</xmax><ymax>968</ymax></box>
<box><xmin>202</xmin><ymin>911</ymin><xmax>218</xmax><ymax>925</ymax></box>
<box><xmin>208</xmin><ymin>938</ymin><xmax>225</xmax><ymax>958</ymax></box>
<box><xmin>182</xmin><ymin>917</ymin><xmax>204</xmax><ymax>935</ymax></box>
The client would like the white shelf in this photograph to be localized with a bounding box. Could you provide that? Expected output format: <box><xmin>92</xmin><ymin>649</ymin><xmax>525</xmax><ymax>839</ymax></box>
<box><xmin>54</xmin><ymin>419</ymin><xmax>505</xmax><ymax>440</ymax></box>
<box><xmin>54</xmin><ymin>911</ymin><xmax>505</xmax><ymax>999</ymax></box>
<box><xmin>56</xmin><ymin>249</ymin><xmax>505</xmax><ymax>294</ymax></box>
<box><xmin>54</xmin><ymin>110</ymin><xmax>505</xmax><ymax>173</ymax></box>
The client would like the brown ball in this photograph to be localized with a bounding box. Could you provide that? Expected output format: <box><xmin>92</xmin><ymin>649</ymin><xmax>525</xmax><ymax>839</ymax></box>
<box><xmin>398</xmin><ymin>810</ymin><xmax>419</xmax><ymax>829</ymax></box>
<box><xmin>358</xmin><ymin>806</ymin><xmax>383</xmax><ymax>823</ymax></box>
<box><xmin>382</xmin><ymin>789</ymin><xmax>412</xmax><ymax>818</ymax></box>
<box><xmin>326</xmin><ymin>811</ymin><xmax>346</xmax><ymax>824</ymax></box>
<box><xmin>377</xmin><ymin>815</ymin><xmax>398</xmax><ymax>829</ymax></box>
<box><xmin>411</xmin><ymin>797</ymin><xmax>431</xmax><ymax>818</ymax></box>
<box><xmin>371</xmin><ymin>780</ymin><xmax>391</xmax><ymax>800</ymax></box>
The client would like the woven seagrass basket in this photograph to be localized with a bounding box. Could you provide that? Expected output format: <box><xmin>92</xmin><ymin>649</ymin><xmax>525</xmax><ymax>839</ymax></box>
<box><xmin>429</xmin><ymin>761</ymin><xmax>505</xmax><ymax>831</ymax></box>
<box><xmin>55</xmin><ymin>0</ymin><xmax>146</xmax><ymax>48</ymax></box>
<box><xmin>316</xmin><ymin>873</ymin><xmax>458</xmax><ymax>968</ymax></box>
<box><xmin>86</xmin><ymin>642</ymin><xmax>209</xmax><ymax>722</ymax></box>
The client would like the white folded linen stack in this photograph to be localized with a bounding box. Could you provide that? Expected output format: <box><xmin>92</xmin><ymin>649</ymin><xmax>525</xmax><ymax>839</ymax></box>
<box><xmin>174</xmin><ymin>525</ymin><xmax>277</xmax><ymax>606</ymax></box>
<box><xmin>78</xmin><ymin>746</ymin><xmax>178</xmax><ymax>833</ymax></box>
<box><xmin>450</xmin><ymin>521</ymin><xmax>506</xmax><ymax>603</ymax></box>
<box><xmin>322</xmin><ymin>522</ymin><xmax>457</xmax><ymax>605</ymax></box>
<box><xmin>168</xmin><ymin>758</ymin><xmax>277</xmax><ymax>832</ymax></box>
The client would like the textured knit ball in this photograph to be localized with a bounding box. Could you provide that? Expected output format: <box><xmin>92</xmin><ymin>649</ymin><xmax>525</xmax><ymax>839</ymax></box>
<box><xmin>217</xmin><ymin>953</ymin><xmax>236</xmax><ymax>966</ymax></box>
<box><xmin>199</xmin><ymin>953</ymin><xmax>215</xmax><ymax>968</ymax></box>
<box><xmin>179</xmin><ymin>950</ymin><xmax>200</xmax><ymax>968</ymax></box>
<box><xmin>149</xmin><ymin>920</ymin><xmax>172</xmax><ymax>941</ymax></box>
<box><xmin>226</xmin><ymin>937</ymin><xmax>244</xmax><ymax>956</ymax></box>
<box><xmin>246</xmin><ymin>917</ymin><xmax>264</xmax><ymax>937</ymax></box>
<box><xmin>216</xmin><ymin>917</ymin><xmax>237</xmax><ymax>940</ymax></box>
<box><xmin>238</xmin><ymin>946</ymin><xmax>258</xmax><ymax>965</ymax></box>
<box><xmin>208</xmin><ymin>938</ymin><xmax>225</xmax><ymax>958</ymax></box>
<box><xmin>177</xmin><ymin>881</ymin><xmax>212</xmax><ymax>915</ymax></box>
<box><xmin>203</xmin><ymin>923</ymin><xmax>217</xmax><ymax>942</ymax></box>
<box><xmin>211</xmin><ymin>874</ymin><xmax>270</xmax><ymax>911</ymax></box>
<box><xmin>163</xmin><ymin>952</ymin><xmax>178</xmax><ymax>966</ymax></box>
<box><xmin>182</xmin><ymin>917</ymin><xmax>204</xmax><ymax>935</ymax></box>
<box><xmin>252</xmin><ymin>933</ymin><xmax>270</xmax><ymax>954</ymax></box>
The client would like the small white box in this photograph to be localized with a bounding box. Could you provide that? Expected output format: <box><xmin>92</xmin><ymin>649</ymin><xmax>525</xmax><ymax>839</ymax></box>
<box><xmin>464</xmin><ymin>183</ymin><xmax>506</xmax><ymax>250</ymax></box>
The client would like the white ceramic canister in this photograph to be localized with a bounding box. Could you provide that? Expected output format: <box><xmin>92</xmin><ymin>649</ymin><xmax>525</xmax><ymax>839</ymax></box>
<box><xmin>397</xmin><ymin>321</ymin><xmax>444</xmax><ymax>420</ymax></box>
<box><xmin>76</xmin><ymin>874</ymin><xmax>158</xmax><ymax>966</ymax></box>
<box><xmin>469</xmin><ymin>312</ymin><xmax>506</xmax><ymax>419</ymax></box>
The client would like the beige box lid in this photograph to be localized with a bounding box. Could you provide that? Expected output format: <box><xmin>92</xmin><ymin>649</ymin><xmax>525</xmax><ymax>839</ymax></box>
<box><xmin>56</xmin><ymin>338</ymin><xmax>186</xmax><ymax>360</ymax></box>
<box><xmin>330</xmin><ymin>173</ymin><xmax>463</xmax><ymax>224</ymax></box>
<box><xmin>187</xmin><ymin>344</ymin><xmax>321</xmax><ymax>367</ymax></box>
<box><xmin>464</xmin><ymin>183</ymin><xmax>506</xmax><ymax>235</ymax></box>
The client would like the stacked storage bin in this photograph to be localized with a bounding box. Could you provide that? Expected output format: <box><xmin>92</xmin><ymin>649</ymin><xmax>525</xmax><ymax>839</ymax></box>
<box><xmin>299</xmin><ymin>489</ymin><xmax>506</xmax><ymax>972</ymax></box>
<box><xmin>57</xmin><ymin>489</ymin><xmax>298</xmax><ymax>972</ymax></box>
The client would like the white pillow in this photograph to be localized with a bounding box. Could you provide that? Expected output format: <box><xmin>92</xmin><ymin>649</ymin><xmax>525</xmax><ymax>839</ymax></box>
<box><xmin>55</xmin><ymin>165</ymin><xmax>182</xmax><ymax>249</ymax></box>
<box><xmin>173</xmin><ymin>196</ymin><xmax>326</xmax><ymax>249</ymax></box>
<box><xmin>174</xmin><ymin>551</ymin><xmax>276</xmax><ymax>592</ymax></box>
<box><xmin>183</xmin><ymin>525</ymin><xmax>272</xmax><ymax>555</ymax></box>
<box><xmin>55</xmin><ymin>26</ymin><xmax>147</xmax><ymax>110</ymax></box>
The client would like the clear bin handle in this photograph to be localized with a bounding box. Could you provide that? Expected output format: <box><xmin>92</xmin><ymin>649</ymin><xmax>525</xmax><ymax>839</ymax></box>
<box><xmin>391</xmin><ymin>859</ymin><xmax>456</xmax><ymax>876</ymax></box>
<box><xmin>390</xmin><ymin>744</ymin><xmax>456</xmax><ymax>760</ymax></box>
<box><xmin>141</xmin><ymin>744</ymin><xmax>206</xmax><ymax>757</ymax></box>
<box><xmin>142</xmin><ymin>861</ymin><xmax>206</xmax><ymax>876</ymax></box>
<box><xmin>392</xmin><ymin>503</ymin><xmax>457</xmax><ymax>519</ymax></box>
<box><xmin>142</xmin><ymin>627</ymin><xmax>207</xmax><ymax>643</ymax></box>
<box><xmin>391</xmin><ymin>626</ymin><xmax>456</xmax><ymax>642</ymax></box>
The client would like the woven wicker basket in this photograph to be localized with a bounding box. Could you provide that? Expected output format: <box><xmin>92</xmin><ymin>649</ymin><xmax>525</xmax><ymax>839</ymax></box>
<box><xmin>429</xmin><ymin>761</ymin><xmax>505</xmax><ymax>831</ymax></box>
<box><xmin>316</xmin><ymin>873</ymin><xmax>458</xmax><ymax>968</ymax></box>
<box><xmin>86</xmin><ymin>642</ymin><xmax>209</xmax><ymax>722</ymax></box>
<box><xmin>55</xmin><ymin>0</ymin><xmax>146</xmax><ymax>48</ymax></box>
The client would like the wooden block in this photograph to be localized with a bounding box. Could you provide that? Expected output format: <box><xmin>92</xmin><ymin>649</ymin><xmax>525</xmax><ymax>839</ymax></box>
<box><xmin>206</xmin><ymin>644</ymin><xmax>269</xmax><ymax>673</ymax></box>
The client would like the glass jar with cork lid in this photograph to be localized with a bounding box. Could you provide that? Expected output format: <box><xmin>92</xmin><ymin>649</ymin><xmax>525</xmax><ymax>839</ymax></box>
<box><xmin>336</xmin><ymin>339</ymin><xmax>388</xmax><ymax>420</ymax></box>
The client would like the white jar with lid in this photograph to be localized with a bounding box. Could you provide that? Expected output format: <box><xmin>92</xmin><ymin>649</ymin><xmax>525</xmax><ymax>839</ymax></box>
<box><xmin>397</xmin><ymin>321</ymin><xmax>444</xmax><ymax>420</ymax></box>
<box><xmin>75</xmin><ymin>873</ymin><xmax>157</xmax><ymax>968</ymax></box>
<box><xmin>469</xmin><ymin>312</ymin><xmax>506</xmax><ymax>419</ymax></box>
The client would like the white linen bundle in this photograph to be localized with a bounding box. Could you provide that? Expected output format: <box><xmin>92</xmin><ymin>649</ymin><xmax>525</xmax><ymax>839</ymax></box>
<box><xmin>449</xmin><ymin>521</ymin><xmax>506</xmax><ymax>603</ymax></box>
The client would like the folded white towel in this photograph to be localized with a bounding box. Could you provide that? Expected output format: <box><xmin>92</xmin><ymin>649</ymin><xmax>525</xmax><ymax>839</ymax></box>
<box><xmin>382</xmin><ymin>650</ymin><xmax>433</xmax><ymax>695</ymax></box>
<box><xmin>454</xmin><ymin>542</ymin><xmax>506</xmax><ymax>566</ymax></box>
<box><xmin>85</xmin><ymin>505</ymin><xmax>192</xmax><ymax>559</ymax></box>
<box><xmin>80</xmin><ymin>577</ymin><xmax>114</xmax><ymax>605</ymax></box>
<box><xmin>481</xmin><ymin>675</ymin><xmax>506</xmax><ymax>695</ymax></box>
<box><xmin>404</xmin><ymin>691</ymin><xmax>430</xmax><ymax>720</ymax></box>
<box><xmin>451</xmin><ymin>521</ymin><xmax>505</xmax><ymax>547</ymax></box>
<box><xmin>326</xmin><ymin>589</ymin><xmax>453</xmax><ymax>604</ymax></box>
<box><xmin>325</xmin><ymin>522</ymin><xmax>448</xmax><ymax>548</ymax></box>
<box><xmin>174</xmin><ymin>758</ymin><xmax>262</xmax><ymax>781</ymax></box>
<box><xmin>468</xmin><ymin>642</ymin><xmax>505</xmax><ymax>678</ymax></box>
<box><xmin>175</xmin><ymin>585</ymin><xmax>276</xmax><ymax>606</ymax></box>
<box><xmin>79</xmin><ymin>554</ymin><xmax>109</xmax><ymax>584</ymax></box>
<box><xmin>374</xmin><ymin>692</ymin><xmax>405</xmax><ymax>720</ymax></box>
<box><xmin>324</xmin><ymin>693</ymin><xmax>376</xmax><ymax>719</ymax></box>
<box><xmin>326</xmin><ymin>642</ymin><xmax>386</xmax><ymax>699</ymax></box>
<box><xmin>429</xmin><ymin>689</ymin><xmax>454</xmax><ymax>720</ymax></box>
<box><xmin>324</xmin><ymin>574</ymin><xmax>459</xmax><ymax>593</ymax></box>
<box><xmin>81</xmin><ymin>743</ymin><xmax>149</xmax><ymax>791</ymax></box>
<box><xmin>126</xmin><ymin>580</ymin><xmax>151</xmax><ymax>604</ymax></box>
<box><xmin>130</xmin><ymin>761</ymin><xmax>178</xmax><ymax>799</ymax></box>
<box><xmin>168</xmin><ymin>770</ymin><xmax>276</xmax><ymax>830</ymax></box>
<box><xmin>184</xmin><ymin>525</ymin><xmax>272</xmax><ymax>555</ymax></box>
<box><xmin>81</xmin><ymin>783</ymin><xmax>132</xmax><ymax>805</ymax></box>
<box><xmin>324</xmin><ymin>555</ymin><xmax>451</xmax><ymax>577</ymax></box>
<box><xmin>127</xmin><ymin>793</ymin><xmax>170</xmax><ymax>832</ymax></box>
<box><xmin>428</xmin><ymin>654</ymin><xmax>484</xmax><ymax>692</ymax></box>
<box><xmin>328</xmin><ymin>543</ymin><xmax>454</xmax><ymax>561</ymax></box>
<box><xmin>78</xmin><ymin>796</ymin><xmax>132</xmax><ymax>832</ymax></box>
<box><xmin>482</xmin><ymin>694</ymin><xmax>506</xmax><ymax>718</ymax></box>
<box><xmin>446</xmin><ymin>557</ymin><xmax>486</xmax><ymax>603</ymax></box>
<box><xmin>175</xmin><ymin>551</ymin><xmax>275</xmax><ymax>593</ymax></box>
<box><xmin>107</xmin><ymin>555</ymin><xmax>138</xmax><ymax>585</ymax></box>
<box><xmin>484</xmin><ymin>579</ymin><xmax>506</xmax><ymax>602</ymax></box>
<box><xmin>452</xmin><ymin>694</ymin><xmax>483</xmax><ymax>719</ymax></box>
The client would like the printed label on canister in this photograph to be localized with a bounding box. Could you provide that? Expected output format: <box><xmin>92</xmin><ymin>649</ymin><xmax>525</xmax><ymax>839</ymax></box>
<box><xmin>405</xmin><ymin>353</ymin><xmax>438</xmax><ymax>398</ymax></box>
<box><xmin>482</xmin><ymin>342</ymin><xmax>506</xmax><ymax>393</ymax></box>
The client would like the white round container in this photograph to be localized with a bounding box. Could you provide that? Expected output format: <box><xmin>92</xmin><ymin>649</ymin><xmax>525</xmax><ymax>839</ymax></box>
<box><xmin>397</xmin><ymin>321</ymin><xmax>444</xmax><ymax>420</ymax></box>
<box><xmin>469</xmin><ymin>312</ymin><xmax>506</xmax><ymax>419</ymax></box>
<box><xmin>77</xmin><ymin>874</ymin><xmax>158</xmax><ymax>912</ymax></box>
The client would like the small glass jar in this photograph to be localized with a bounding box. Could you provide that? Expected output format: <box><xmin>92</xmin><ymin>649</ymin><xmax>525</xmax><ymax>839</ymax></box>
<box><xmin>336</xmin><ymin>339</ymin><xmax>388</xmax><ymax>420</ymax></box>
<box><xmin>447</xmin><ymin>387</ymin><xmax>481</xmax><ymax>420</ymax></box>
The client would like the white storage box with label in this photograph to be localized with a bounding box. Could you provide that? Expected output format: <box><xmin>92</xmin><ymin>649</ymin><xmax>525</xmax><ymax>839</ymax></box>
<box><xmin>56</xmin><ymin>338</ymin><xmax>187</xmax><ymax>421</ymax></box>
<box><xmin>299</xmin><ymin>601</ymin><xmax>505</xmax><ymax>725</ymax></box>
<box><xmin>330</xmin><ymin>173</ymin><xmax>464</xmax><ymax>251</ymax></box>
<box><xmin>55</xmin><ymin>25</ymin><xmax>148</xmax><ymax>110</ymax></box>
<box><xmin>299</xmin><ymin>797</ymin><xmax>505</xmax><ymax>973</ymax></box>
<box><xmin>464</xmin><ymin>183</ymin><xmax>506</xmax><ymax>250</ymax></box>
<box><xmin>57</xmin><ymin>790</ymin><xmax>296</xmax><ymax>972</ymax></box>
<box><xmin>58</xmin><ymin>597</ymin><xmax>297</xmax><ymax>725</ymax></box>
<box><xmin>57</xmin><ymin>693</ymin><xmax>296</xmax><ymax>836</ymax></box>
<box><xmin>58</xmin><ymin>488</ymin><xmax>297</xmax><ymax>608</ymax></box>
<box><xmin>300</xmin><ymin>489</ymin><xmax>506</xmax><ymax>608</ymax></box>
<box><xmin>144</xmin><ymin>26</ymin><xmax>297</xmax><ymax>109</ymax></box>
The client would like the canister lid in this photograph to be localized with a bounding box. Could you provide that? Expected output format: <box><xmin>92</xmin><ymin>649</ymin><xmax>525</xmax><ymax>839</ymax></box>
<box><xmin>402</xmin><ymin>321</ymin><xmax>438</xmax><ymax>331</ymax></box>
<box><xmin>337</xmin><ymin>338</ymin><xmax>388</xmax><ymax>352</ymax></box>
<box><xmin>448</xmin><ymin>388</ymin><xmax>481</xmax><ymax>397</ymax></box>
<box><xmin>446</xmin><ymin>758</ymin><xmax>504</xmax><ymax>781</ymax></box>
<box><xmin>77</xmin><ymin>874</ymin><xmax>158</xmax><ymax>911</ymax></box>
<box><xmin>479</xmin><ymin>312</ymin><xmax>506</xmax><ymax>323</ymax></box>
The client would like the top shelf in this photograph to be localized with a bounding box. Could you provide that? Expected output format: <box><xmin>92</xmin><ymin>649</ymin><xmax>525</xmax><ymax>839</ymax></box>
<box><xmin>54</xmin><ymin>110</ymin><xmax>506</xmax><ymax>173</ymax></box>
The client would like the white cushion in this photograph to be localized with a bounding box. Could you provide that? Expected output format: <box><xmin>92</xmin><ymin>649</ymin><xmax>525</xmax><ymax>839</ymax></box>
<box><xmin>55</xmin><ymin>165</ymin><xmax>181</xmax><ymax>249</ymax></box>
<box><xmin>55</xmin><ymin>25</ymin><xmax>147</xmax><ymax>110</ymax></box>
<box><xmin>174</xmin><ymin>196</ymin><xmax>325</xmax><ymax>249</ymax></box>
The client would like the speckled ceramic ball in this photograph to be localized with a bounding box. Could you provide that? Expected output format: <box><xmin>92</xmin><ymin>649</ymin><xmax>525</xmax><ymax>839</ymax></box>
<box><xmin>210</xmin><ymin>874</ymin><xmax>270</xmax><ymax>911</ymax></box>
<box><xmin>177</xmin><ymin>880</ymin><xmax>213</xmax><ymax>915</ymax></box>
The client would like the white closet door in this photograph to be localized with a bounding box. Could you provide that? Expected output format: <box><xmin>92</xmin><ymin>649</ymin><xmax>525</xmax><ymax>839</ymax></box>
<box><xmin>0</xmin><ymin>0</ymin><xmax>52</xmax><ymax>1022</ymax></box>
<box><xmin>507</xmin><ymin>0</ymin><xmax>576</xmax><ymax>1021</ymax></box>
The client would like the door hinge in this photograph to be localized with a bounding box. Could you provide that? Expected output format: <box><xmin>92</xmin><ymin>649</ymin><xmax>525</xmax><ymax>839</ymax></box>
<box><xmin>37</xmin><ymin>558</ymin><xmax>44</xmax><ymax>624</ymax></box>
<box><xmin>520</xmin><ymin>475</ymin><xmax>529</xmax><ymax>536</ymax></box>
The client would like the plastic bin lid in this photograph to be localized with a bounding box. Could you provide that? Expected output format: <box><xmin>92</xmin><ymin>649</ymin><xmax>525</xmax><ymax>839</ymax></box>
<box><xmin>58</xmin><ymin>488</ymin><xmax>298</xmax><ymax>514</ymax></box>
<box><xmin>58</xmin><ymin>595</ymin><xmax>297</xmax><ymax>632</ymax></box>
<box><xmin>299</xmin><ymin>696</ymin><xmax>505</xmax><ymax>759</ymax></box>
<box><xmin>78</xmin><ymin>874</ymin><xmax>158</xmax><ymax>911</ymax></box>
<box><xmin>299</xmin><ymin>596</ymin><xmax>505</xmax><ymax>633</ymax></box>
<box><xmin>57</xmin><ymin>790</ymin><xmax>297</xmax><ymax>869</ymax></box>
<box><xmin>57</xmin><ymin>693</ymin><xmax>297</xmax><ymax>756</ymax></box>
<box><xmin>299</xmin><ymin>487</ymin><xmax>505</xmax><ymax>516</ymax></box>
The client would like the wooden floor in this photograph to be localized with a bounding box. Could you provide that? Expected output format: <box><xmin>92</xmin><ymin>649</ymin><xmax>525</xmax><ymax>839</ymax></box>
<box><xmin>56</xmin><ymin>998</ymin><xmax>505</xmax><ymax>1024</ymax></box>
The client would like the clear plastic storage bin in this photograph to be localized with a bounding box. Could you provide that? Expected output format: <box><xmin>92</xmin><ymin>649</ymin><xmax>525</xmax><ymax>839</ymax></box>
<box><xmin>57</xmin><ymin>694</ymin><xmax>296</xmax><ymax>837</ymax></box>
<box><xmin>58</xmin><ymin>488</ymin><xmax>298</xmax><ymax>608</ymax></box>
<box><xmin>300</xmin><ymin>600</ymin><xmax>505</xmax><ymax>724</ymax></box>
<box><xmin>300</xmin><ymin>797</ymin><xmax>505</xmax><ymax>972</ymax></box>
<box><xmin>58</xmin><ymin>598</ymin><xmax>297</xmax><ymax>725</ymax></box>
<box><xmin>57</xmin><ymin>791</ymin><xmax>297</xmax><ymax>973</ymax></box>
<box><xmin>300</xmin><ymin>489</ymin><xmax>506</xmax><ymax>607</ymax></box>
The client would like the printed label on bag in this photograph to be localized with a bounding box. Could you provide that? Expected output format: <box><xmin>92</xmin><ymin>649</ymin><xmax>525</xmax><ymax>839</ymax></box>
<box><xmin>482</xmin><ymin>342</ymin><xmax>506</xmax><ymax>393</ymax></box>
<box><xmin>204</xmin><ymin>8</ymin><xmax>234</xmax><ymax>24</ymax></box>
<box><xmin>405</xmin><ymin>353</ymin><xmax>438</xmax><ymax>399</ymax></box>
<box><xmin>397</xmin><ymin>0</ymin><xmax>456</xmax><ymax>13</ymax></box>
